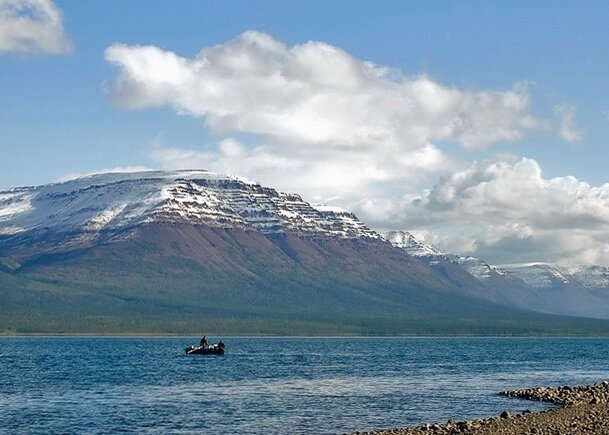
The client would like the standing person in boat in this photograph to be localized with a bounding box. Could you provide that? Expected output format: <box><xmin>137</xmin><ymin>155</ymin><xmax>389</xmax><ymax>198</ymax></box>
<box><xmin>199</xmin><ymin>335</ymin><xmax>208</xmax><ymax>349</ymax></box>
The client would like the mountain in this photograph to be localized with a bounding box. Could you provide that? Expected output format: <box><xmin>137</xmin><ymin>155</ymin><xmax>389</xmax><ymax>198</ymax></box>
<box><xmin>384</xmin><ymin>231</ymin><xmax>516</xmax><ymax>282</ymax></box>
<box><xmin>383</xmin><ymin>231</ymin><xmax>551</xmax><ymax>309</ymax></box>
<box><xmin>0</xmin><ymin>170</ymin><xmax>377</xmax><ymax>263</ymax></box>
<box><xmin>500</xmin><ymin>263</ymin><xmax>609</xmax><ymax>319</ymax></box>
<box><xmin>384</xmin><ymin>231</ymin><xmax>609</xmax><ymax>320</ymax></box>
<box><xmin>384</xmin><ymin>231</ymin><xmax>445</xmax><ymax>259</ymax></box>
<box><xmin>502</xmin><ymin>263</ymin><xmax>609</xmax><ymax>289</ymax></box>
<box><xmin>1</xmin><ymin>170</ymin><xmax>608</xmax><ymax>335</ymax></box>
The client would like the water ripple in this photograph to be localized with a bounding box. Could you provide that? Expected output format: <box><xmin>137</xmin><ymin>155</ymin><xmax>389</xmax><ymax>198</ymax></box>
<box><xmin>1</xmin><ymin>337</ymin><xmax>609</xmax><ymax>434</ymax></box>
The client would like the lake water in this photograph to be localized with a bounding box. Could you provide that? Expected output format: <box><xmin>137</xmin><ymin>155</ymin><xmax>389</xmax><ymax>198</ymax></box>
<box><xmin>2</xmin><ymin>337</ymin><xmax>609</xmax><ymax>434</ymax></box>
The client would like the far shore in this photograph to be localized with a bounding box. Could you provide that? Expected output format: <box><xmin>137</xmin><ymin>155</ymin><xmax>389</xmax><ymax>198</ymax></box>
<box><xmin>357</xmin><ymin>382</ymin><xmax>609</xmax><ymax>435</ymax></box>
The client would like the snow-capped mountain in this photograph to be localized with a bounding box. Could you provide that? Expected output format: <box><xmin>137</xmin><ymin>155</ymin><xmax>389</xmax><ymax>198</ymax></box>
<box><xmin>455</xmin><ymin>256</ymin><xmax>509</xmax><ymax>280</ymax></box>
<box><xmin>502</xmin><ymin>263</ymin><xmax>609</xmax><ymax>290</ymax></box>
<box><xmin>2</xmin><ymin>170</ymin><xmax>609</xmax><ymax>333</ymax></box>
<box><xmin>384</xmin><ymin>231</ymin><xmax>445</xmax><ymax>258</ymax></box>
<box><xmin>384</xmin><ymin>231</ymin><xmax>609</xmax><ymax>292</ymax></box>
<box><xmin>3</xmin><ymin>170</ymin><xmax>545</xmax><ymax>334</ymax></box>
<box><xmin>384</xmin><ymin>231</ymin><xmax>609</xmax><ymax>319</ymax></box>
<box><xmin>0</xmin><ymin>170</ymin><xmax>377</xmax><ymax>259</ymax></box>
<box><xmin>384</xmin><ymin>230</ymin><xmax>506</xmax><ymax>280</ymax></box>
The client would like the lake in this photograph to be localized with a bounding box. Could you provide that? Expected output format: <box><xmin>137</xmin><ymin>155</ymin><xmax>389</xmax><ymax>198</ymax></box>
<box><xmin>2</xmin><ymin>337</ymin><xmax>609</xmax><ymax>434</ymax></box>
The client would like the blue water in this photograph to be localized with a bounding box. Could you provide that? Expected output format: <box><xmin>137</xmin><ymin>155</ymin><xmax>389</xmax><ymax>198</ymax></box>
<box><xmin>1</xmin><ymin>337</ymin><xmax>609</xmax><ymax>434</ymax></box>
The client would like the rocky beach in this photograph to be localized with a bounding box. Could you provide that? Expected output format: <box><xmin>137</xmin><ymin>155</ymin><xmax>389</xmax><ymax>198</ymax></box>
<box><xmin>356</xmin><ymin>382</ymin><xmax>609</xmax><ymax>435</ymax></box>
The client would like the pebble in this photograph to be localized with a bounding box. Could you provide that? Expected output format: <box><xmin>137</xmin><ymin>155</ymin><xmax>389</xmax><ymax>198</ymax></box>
<box><xmin>352</xmin><ymin>380</ymin><xmax>609</xmax><ymax>435</ymax></box>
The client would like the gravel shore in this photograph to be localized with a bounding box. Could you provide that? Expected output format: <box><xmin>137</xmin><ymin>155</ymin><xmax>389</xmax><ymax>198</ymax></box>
<box><xmin>354</xmin><ymin>381</ymin><xmax>609</xmax><ymax>435</ymax></box>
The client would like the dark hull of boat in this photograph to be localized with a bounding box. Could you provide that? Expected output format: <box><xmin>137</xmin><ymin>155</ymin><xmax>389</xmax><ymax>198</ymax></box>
<box><xmin>185</xmin><ymin>346</ymin><xmax>225</xmax><ymax>355</ymax></box>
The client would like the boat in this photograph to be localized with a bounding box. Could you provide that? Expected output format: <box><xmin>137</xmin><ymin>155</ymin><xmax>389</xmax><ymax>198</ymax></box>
<box><xmin>185</xmin><ymin>341</ymin><xmax>225</xmax><ymax>355</ymax></box>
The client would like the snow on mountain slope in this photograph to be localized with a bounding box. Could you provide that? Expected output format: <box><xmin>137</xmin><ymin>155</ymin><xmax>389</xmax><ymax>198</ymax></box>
<box><xmin>501</xmin><ymin>263</ymin><xmax>609</xmax><ymax>289</ymax></box>
<box><xmin>455</xmin><ymin>256</ymin><xmax>508</xmax><ymax>280</ymax></box>
<box><xmin>385</xmin><ymin>231</ymin><xmax>609</xmax><ymax>292</ymax></box>
<box><xmin>0</xmin><ymin>170</ymin><xmax>378</xmax><ymax>257</ymax></box>
<box><xmin>384</xmin><ymin>230</ymin><xmax>506</xmax><ymax>280</ymax></box>
<box><xmin>384</xmin><ymin>230</ymin><xmax>445</xmax><ymax>258</ymax></box>
<box><xmin>569</xmin><ymin>265</ymin><xmax>609</xmax><ymax>288</ymax></box>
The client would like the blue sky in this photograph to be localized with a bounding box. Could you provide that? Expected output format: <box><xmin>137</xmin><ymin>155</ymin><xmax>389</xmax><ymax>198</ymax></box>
<box><xmin>2</xmin><ymin>0</ymin><xmax>609</xmax><ymax>264</ymax></box>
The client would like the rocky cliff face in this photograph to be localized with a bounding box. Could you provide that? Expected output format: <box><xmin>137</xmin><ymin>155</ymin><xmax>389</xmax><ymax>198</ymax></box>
<box><xmin>0</xmin><ymin>170</ymin><xmax>377</xmax><ymax>262</ymax></box>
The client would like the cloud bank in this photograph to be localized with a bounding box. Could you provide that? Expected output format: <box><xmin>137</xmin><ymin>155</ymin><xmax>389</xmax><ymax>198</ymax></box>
<box><xmin>361</xmin><ymin>158</ymin><xmax>609</xmax><ymax>264</ymax></box>
<box><xmin>105</xmin><ymin>31</ymin><xmax>602</xmax><ymax>264</ymax></box>
<box><xmin>105</xmin><ymin>31</ymin><xmax>560</xmax><ymax>201</ymax></box>
<box><xmin>106</xmin><ymin>31</ymin><xmax>543</xmax><ymax>151</ymax></box>
<box><xmin>0</xmin><ymin>0</ymin><xmax>72</xmax><ymax>54</ymax></box>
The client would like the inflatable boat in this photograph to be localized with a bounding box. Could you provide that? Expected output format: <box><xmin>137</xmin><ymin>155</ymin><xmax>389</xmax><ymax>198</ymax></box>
<box><xmin>185</xmin><ymin>341</ymin><xmax>225</xmax><ymax>355</ymax></box>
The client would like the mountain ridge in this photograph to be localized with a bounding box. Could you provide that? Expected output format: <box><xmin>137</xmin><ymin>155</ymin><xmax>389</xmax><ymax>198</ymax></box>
<box><xmin>384</xmin><ymin>230</ymin><xmax>609</xmax><ymax>319</ymax></box>
<box><xmin>0</xmin><ymin>170</ymin><xmax>378</xmax><ymax>265</ymax></box>
<box><xmin>1</xmin><ymin>170</ymin><xmax>609</xmax><ymax>334</ymax></box>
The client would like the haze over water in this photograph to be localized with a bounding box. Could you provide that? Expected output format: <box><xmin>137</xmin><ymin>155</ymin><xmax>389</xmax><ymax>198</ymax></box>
<box><xmin>2</xmin><ymin>337</ymin><xmax>609</xmax><ymax>434</ymax></box>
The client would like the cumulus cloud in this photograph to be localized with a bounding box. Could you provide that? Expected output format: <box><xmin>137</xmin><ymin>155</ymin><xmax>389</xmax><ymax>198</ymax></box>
<box><xmin>0</xmin><ymin>0</ymin><xmax>72</xmax><ymax>54</ymax></box>
<box><xmin>149</xmin><ymin>138</ymin><xmax>454</xmax><ymax>204</ymax></box>
<box><xmin>106</xmin><ymin>31</ymin><xmax>546</xmax><ymax>151</ymax></box>
<box><xmin>370</xmin><ymin>157</ymin><xmax>609</xmax><ymax>264</ymax></box>
<box><xmin>106</xmin><ymin>31</ymin><xmax>572</xmax><ymax>200</ymax></box>
<box><xmin>104</xmin><ymin>31</ymin><xmax>597</xmax><ymax>264</ymax></box>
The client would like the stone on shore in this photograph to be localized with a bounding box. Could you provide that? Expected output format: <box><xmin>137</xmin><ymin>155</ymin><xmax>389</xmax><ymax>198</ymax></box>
<box><xmin>353</xmin><ymin>381</ymin><xmax>609</xmax><ymax>435</ymax></box>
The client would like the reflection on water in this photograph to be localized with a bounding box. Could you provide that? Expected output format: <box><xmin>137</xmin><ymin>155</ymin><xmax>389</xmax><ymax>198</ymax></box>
<box><xmin>1</xmin><ymin>337</ymin><xmax>609</xmax><ymax>434</ymax></box>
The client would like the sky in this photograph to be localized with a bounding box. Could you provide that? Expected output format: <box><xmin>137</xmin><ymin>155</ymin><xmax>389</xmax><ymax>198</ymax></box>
<box><xmin>2</xmin><ymin>0</ymin><xmax>609</xmax><ymax>265</ymax></box>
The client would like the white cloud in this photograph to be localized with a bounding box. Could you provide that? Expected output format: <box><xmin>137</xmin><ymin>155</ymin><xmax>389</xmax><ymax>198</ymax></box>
<box><xmin>374</xmin><ymin>157</ymin><xmax>609</xmax><ymax>264</ymax></box>
<box><xmin>0</xmin><ymin>0</ymin><xmax>72</xmax><ymax>54</ymax></box>
<box><xmin>555</xmin><ymin>104</ymin><xmax>582</xmax><ymax>142</ymax></box>
<box><xmin>106</xmin><ymin>31</ymin><xmax>569</xmax><ymax>200</ymax></box>
<box><xmin>149</xmin><ymin>137</ymin><xmax>455</xmax><ymax>205</ymax></box>
<box><xmin>105</xmin><ymin>32</ymin><xmax>598</xmax><ymax>264</ymax></box>
<box><xmin>106</xmin><ymin>32</ymin><xmax>550</xmax><ymax>151</ymax></box>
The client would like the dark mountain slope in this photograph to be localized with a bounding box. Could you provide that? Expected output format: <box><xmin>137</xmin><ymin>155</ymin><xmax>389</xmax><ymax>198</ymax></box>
<box><xmin>2</xmin><ymin>223</ymin><xmax>608</xmax><ymax>335</ymax></box>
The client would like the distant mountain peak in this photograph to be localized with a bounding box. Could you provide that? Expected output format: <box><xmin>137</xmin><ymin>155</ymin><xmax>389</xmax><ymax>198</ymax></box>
<box><xmin>383</xmin><ymin>230</ymin><xmax>507</xmax><ymax>280</ymax></box>
<box><xmin>384</xmin><ymin>230</ymin><xmax>445</xmax><ymax>258</ymax></box>
<box><xmin>500</xmin><ymin>262</ymin><xmax>609</xmax><ymax>289</ymax></box>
